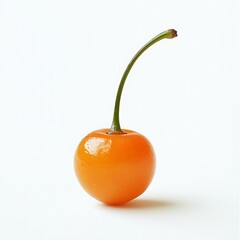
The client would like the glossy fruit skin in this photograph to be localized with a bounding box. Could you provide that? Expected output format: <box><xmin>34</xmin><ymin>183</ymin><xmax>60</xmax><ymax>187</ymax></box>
<box><xmin>74</xmin><ymin>129</ymin><xmax>156</xmax><ymax>205</ymax></box>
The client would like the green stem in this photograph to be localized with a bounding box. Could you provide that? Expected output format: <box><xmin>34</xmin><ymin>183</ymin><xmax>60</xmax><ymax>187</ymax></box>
<box><xmin>108</xmin><ymin>29</ymin><xmax>177</xmax><ymax>134</ymax></box>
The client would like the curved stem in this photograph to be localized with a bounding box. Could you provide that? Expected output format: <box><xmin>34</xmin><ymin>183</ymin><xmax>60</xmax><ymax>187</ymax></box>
<box><xmin>108</xmin><ymin>29</ymin><xmax>177</xmax><ymax>134</ymax></box>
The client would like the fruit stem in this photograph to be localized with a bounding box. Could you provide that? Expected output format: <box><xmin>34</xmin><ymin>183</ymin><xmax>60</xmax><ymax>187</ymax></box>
<box><xmin>108</xmin><ymin>29</ymin><xmax>177</xmax><ymax>134</ymax></box>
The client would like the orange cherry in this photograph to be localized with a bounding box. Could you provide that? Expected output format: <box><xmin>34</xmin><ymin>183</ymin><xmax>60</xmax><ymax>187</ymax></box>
<box><xmin>74</xmin><ymin>29</ymin><xmax>177</xmax><ymax>205</ymax></box>
<box><xmin>74</xmin><ymin>129</ymin><xmax>155</xmax><ymax>205</ymax></box>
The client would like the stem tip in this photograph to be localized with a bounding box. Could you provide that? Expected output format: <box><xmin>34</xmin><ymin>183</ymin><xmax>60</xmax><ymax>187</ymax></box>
<box><xmin>168</xmin><ymin>29</ymin><xmax>178</xmax><ymax>39</ymax></box>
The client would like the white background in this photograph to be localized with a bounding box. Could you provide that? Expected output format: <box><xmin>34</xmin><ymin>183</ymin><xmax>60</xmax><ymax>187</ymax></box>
<box><xmin>0</xmin><ymin>0</ymin><xmax>239</xmax><ymax>239</ymax></box>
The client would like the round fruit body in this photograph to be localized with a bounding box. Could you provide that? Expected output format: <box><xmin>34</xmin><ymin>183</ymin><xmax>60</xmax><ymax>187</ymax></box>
<box><xmin>74</xmin><ymin>129</ymin><xmax>156</xmax><ymax>205</ymax></box>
